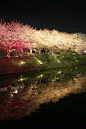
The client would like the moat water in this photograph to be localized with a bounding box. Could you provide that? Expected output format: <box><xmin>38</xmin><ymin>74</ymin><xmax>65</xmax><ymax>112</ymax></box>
<box><xmin>0</xmin><ymin>64</ymin><xmax>86</xmax><ymax>128</ymax></box>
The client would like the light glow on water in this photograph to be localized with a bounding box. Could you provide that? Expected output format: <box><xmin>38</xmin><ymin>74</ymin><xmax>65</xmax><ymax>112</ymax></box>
<box><xmin>20</xmin><ymin>78</ymin><xmax>23</xmax><ymax>81</ymax></box>
<box><xmin>1</xmin><ymin>65</ymin><xmax>86</xmax><ymax>123</ymax></box>
<box><xmin>14</xmin><ymin>89</ymin><xmax>18</xmax><ymax>94</ymax></box>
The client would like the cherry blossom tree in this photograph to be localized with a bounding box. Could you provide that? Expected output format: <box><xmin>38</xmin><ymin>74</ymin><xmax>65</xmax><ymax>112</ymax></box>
<box><xmin>0</xmin><ymin>18</ymin><xmax>33</xmax><ymax>58</ymax></box>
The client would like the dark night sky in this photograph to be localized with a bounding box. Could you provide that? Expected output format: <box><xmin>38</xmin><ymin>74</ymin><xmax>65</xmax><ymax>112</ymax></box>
<box><xmin>0</xmin><ymin>0</ymin><xmax>86</xmax><ymax>33</ymax></box>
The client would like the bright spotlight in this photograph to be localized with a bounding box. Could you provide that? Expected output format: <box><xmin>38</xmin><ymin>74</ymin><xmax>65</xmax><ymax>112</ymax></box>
<box><xmin>41</xmin><ymin>74</ymin><xmax>43</xmax><ymax>77</ymax></box>
<box><xmin>83</xmin><ymin>50</ymin><xmax>86</xmax><ymax>53</ymax></box>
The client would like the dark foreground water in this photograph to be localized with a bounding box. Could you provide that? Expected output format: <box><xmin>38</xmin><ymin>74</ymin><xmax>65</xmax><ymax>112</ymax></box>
<box><xmin>1</xmin><ymin>93</ymin><xmax>86</xmax><ymax>128</ymax></box>
<box><xmin>0</xmin><ymin>65</ymin><xmax>86</xmax><ymax>128</ymax></box>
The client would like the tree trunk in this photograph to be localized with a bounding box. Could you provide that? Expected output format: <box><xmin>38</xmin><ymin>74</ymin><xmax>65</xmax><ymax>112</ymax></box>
<box><xmin>30</xmin><ymin>49</ymin><xmax>32</xmax><ymax>54</ymax></box>
<box><xmin>51</xmin><ymin>48</ymin><xmax>54</xmax><ymax>55</ymax></box>
<box><xmin>45</xmin><ymin>48</ymin><xmax>47</xmax><ymax>54</ymax></box>
<box><xmin>6</xmin><ymin>49</ymin><xmax>12</xmax><ymax>58</ymax></box>
<box><xmin>39</xmin><ymin>49</ymin><xmax>41</xmax><ymax>55</ymax></box>
<box><xmin>7</xmin><ymin>85</ymin><xmax>12</xmax><ymax>93</ymax></box>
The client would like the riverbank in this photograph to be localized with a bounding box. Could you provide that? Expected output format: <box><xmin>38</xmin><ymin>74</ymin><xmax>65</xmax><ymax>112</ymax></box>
<box><xmin>0</xmin><ymin>50</ymin><xmax>86</xmax><ymax>75</ymax></box>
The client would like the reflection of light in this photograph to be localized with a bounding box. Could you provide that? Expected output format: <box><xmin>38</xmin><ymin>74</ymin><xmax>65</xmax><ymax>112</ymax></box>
<box><xmin>18</xmin><ymin>78</ymin><xmax>22</xmax><ymax>81</ymax></box>
<box><xmin>75</xmin><ymin>67</ymin><xmax>77</xmax><ymax>69</ymax></box>
<box><xmin>15</xmin><ymin>89</ymin><xmax>18</xmax><ymax>94</ymax></box>
<box><xmin>18</xmin><ymin>77</ymin><xmax>28</xmax><ymax>81</ymax></box>
<box><xmin>11</xmin><ymin>93</ymin><xmax>13</xmax><ymax>97</ymax></box>
<box><xmin>21</xmin><ymin>78</ymin><xmax>22</xmax><ymax>81</ymax></box>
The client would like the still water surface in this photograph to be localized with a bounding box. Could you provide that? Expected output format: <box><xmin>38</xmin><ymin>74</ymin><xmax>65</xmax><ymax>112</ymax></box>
<box><xmin>0</xmin><ymin>65</ymin><xmax>86</xmax><ymax>128</ymax></box>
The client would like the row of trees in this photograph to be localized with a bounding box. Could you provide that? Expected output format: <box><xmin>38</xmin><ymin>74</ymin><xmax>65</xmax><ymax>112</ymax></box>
<box><xmin>0</xmin><ymin>19</ymin><xmax>51</xmax><ymax>58</ymax></box>
<box><xmin>0</xmin><ymin>18</ymin><xmax>86</xmax><ymax>58</ymax></box>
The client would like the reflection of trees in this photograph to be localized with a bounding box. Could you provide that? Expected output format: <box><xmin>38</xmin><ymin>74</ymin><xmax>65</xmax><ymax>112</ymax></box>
<box><xmin>7</xmin><ymin>85</ymin><xmax>12</xmax><ymax>93</ymax></box>
<box><xmin>0</xmin><ymin>71</ymin><xmax>86</xmax><ymax>123</ymax></box>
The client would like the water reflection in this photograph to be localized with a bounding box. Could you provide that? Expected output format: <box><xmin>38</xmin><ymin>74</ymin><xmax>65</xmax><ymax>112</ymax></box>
<box><xmin>0</xmin><ymin>65</ymin><xmax>86</xmax><ymax>122</ymax></box>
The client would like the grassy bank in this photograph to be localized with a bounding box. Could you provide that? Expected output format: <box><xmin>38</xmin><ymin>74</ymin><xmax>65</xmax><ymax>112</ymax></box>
<box><xmin>0</xmin><ymin>49</ymin><xmax>86</xmax><ymax>75</ymax></box>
